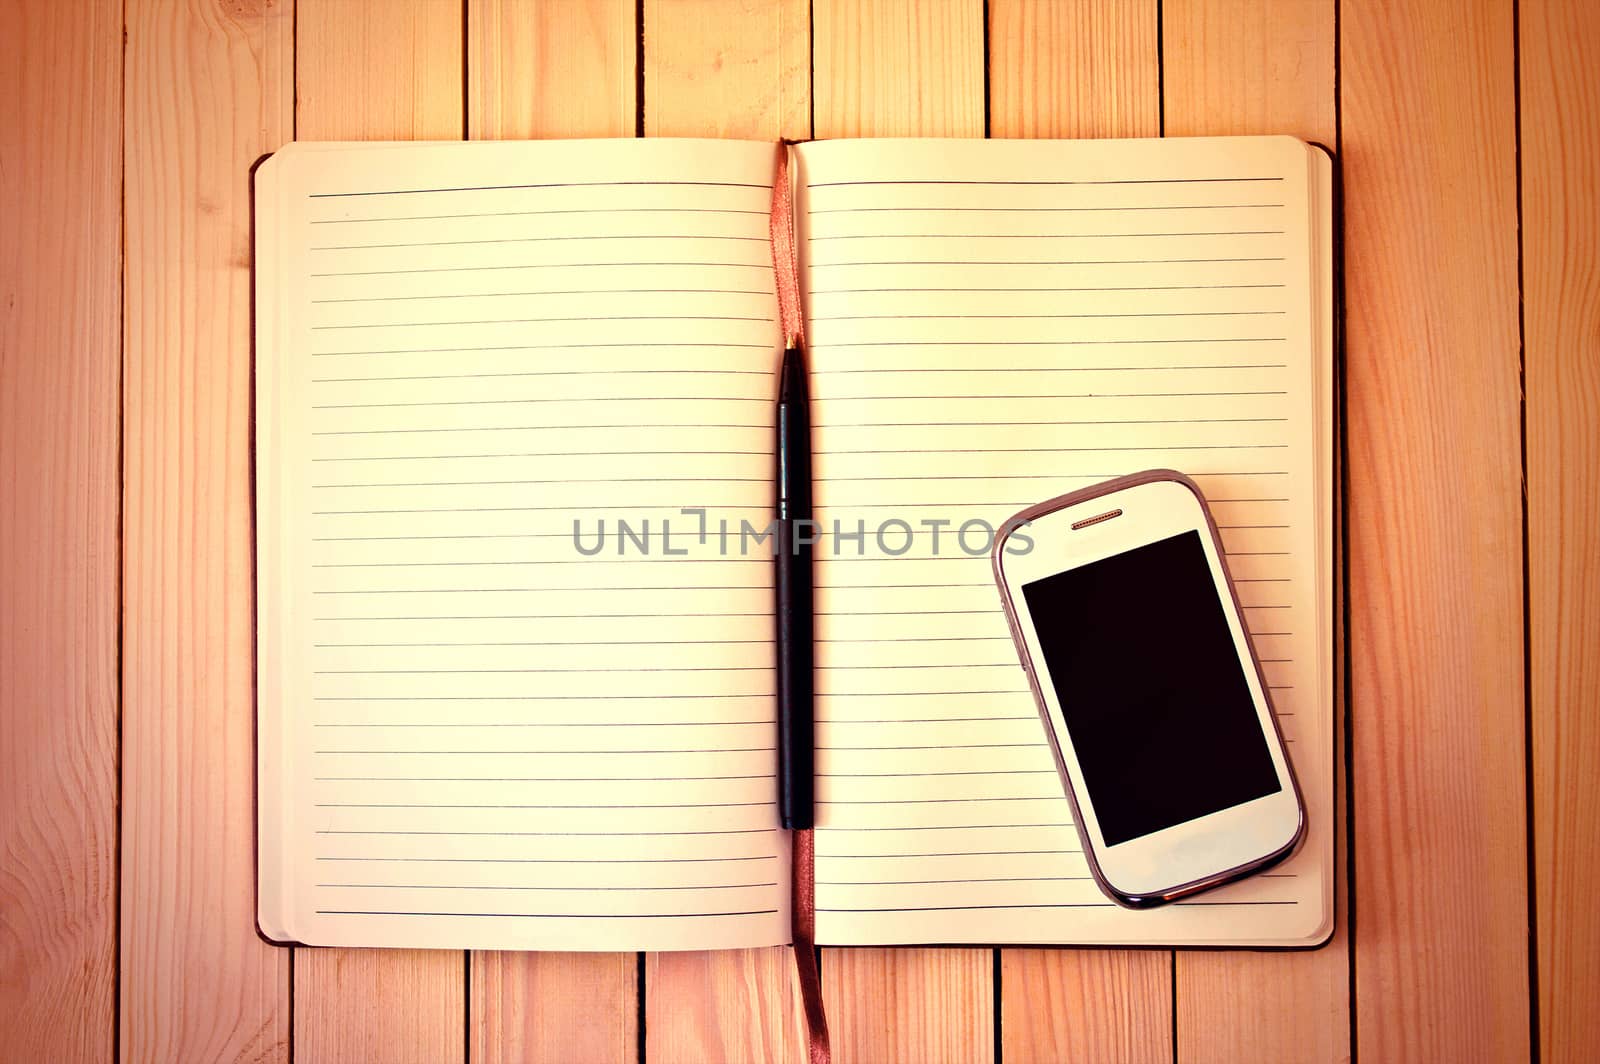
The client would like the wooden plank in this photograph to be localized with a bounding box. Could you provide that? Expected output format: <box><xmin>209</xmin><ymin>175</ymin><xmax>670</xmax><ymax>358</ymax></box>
<box><xmin>813</xmin><ymin>0</ymin><xmax>985</xmax><ymax>138</ymax></box>
<box><xmin>1162</xmin><ymin>3</ymin><xmax>1349</xmax><ymax>1060</ymax></box>
<box><xmin>644</xmin><ymin>0</ymin><xmax>810</xmax><ymax>139</ymax></box>
<box><xmin>293</xmin><ymin>2</ymin><xmax>467</xmax><ymax>1057</ymax></box>
<box><xmin>825</xmin><ymin>949</ymin><xmax>993</xmax><ymax>1064</ymax></box>
<box><xmin>989</xmin><ymin>0</ymin><xmax>1160</xmax><ymax>140</ymax></box>
<box><xmin>0</xmin><ymin>0</ymin><xmax>120</xmax><ymax>1058</ymax></box>
<box><xmin>295</xmin><ymin>950</ymin><xmax>466</xmax><ymax>1064</ymax></box>
<box><xmin>463</xmin><ymin>3</ymin><xmax>639</xmax><ymax>1059</ymax></box>
<box><xmin>120</xmin><ymin>0</ymin><xmax>293</xmax><ymax>1058</ymax></box>
<box><xmin>1001</xmin><ymin>950</ymin><xmax>1171</xmax><ymax>1064</ymax></box>
<box><xmin>989</xmin><ymin>4</ymin><xmax>1172</xmax><ymax>1059</ymax></box>
<box><xmin>1342</xmin><ymin>0</ymin><xmax>1530</xmax><ymax>1059</ymax></box>
<box><xmin>639</xmin><ymin>6</ymin><xmax>807</xmax><ymax>1059</ymax></box>
<box><xmin>1163</xmin><ymin>0</ymin><xmax>1334</xmax><ymax>139</ymax></box>
<box><xmin>472</xmin><ymin>953</ymin><xmax>637</xmax><ymax>1064</ymax></box>
<box><xmin>811</xmin><ymin>8</ymin><xmax>989</xmax><ymax>1058</ymax></box>
<box><xmin>297</xmin><ymin>0</ymin><xmax>463</xmax><ymax>141</ymax></box>
<box><xmin>1522</xmin><ymin>1</ymin><xmax>1600</xmax><ymax>1061</ymax></box>
<box><xmin>646</xmin><ymin>949</ymin><xmax>805</xmax><ymax>1063</ymax></box>
<box><xmin>467</xmin><ymin>0</ymin><xmax>634</xmax><ymax>140</ymax></box>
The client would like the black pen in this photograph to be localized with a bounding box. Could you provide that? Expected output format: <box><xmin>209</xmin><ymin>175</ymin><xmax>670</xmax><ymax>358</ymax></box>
<box><xmin>776</xmin><ymin>344</ymin><xmax>814</xmax><ymax>830</ymax></box>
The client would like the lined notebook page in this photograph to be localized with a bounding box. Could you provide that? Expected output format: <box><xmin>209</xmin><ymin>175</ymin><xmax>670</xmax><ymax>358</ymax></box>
<box><xmin>256</xmin><ymin>139</ymin><xmax>791</xmax><ymax>951</ymax></box>
<box><xmin>795</xmin><ymin>137</ymin><xmax>1333</xmax><ymax>946</ymax></box>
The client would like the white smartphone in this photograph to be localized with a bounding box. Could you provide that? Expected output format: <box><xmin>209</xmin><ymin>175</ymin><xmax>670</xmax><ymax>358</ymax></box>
<box><xmin>992</xmin><ymin>469</ymin><xmax>1304</xmax><ymax>908</ymax></box>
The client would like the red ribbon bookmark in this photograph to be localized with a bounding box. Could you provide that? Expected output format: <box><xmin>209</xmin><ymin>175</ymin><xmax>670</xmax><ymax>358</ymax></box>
<box><xmin>792</xmin><ymin>827</ymin><xmax>831</xmax><ymax>1064</ymax></box>
<box><xmin>771</xmin><ymin>140</ymin><xmax>830</xmax><ymax>1064</ymax></box>
<box><xmin>771</xmin><ymin>141</ymin><xmax>806</xmax><ymax>351</ymax></box>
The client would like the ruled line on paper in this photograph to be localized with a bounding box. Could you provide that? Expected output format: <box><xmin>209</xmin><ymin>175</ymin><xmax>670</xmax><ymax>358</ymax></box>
<box><xmin>316</xmin><ymin>829</ymin><xmax>778</xmax><ymax>837</ymax></box>
<box><xmin>311</xmin><ymin>587</ymin><xmax>770</xmax><ymax>596</ymax></box>
<box><xmin>809</xmin><ymin>391</ymin><xmax>1288</xmax><ymax>402</ymax></box>
<box><xmin>311</xmin><ymin>475</ymin><xmax>766</xmax><ymax>486</ymax></box>
<box><xmin>816</xmin><ymin>849</ymin><xmax>1081</xmax><ymax>859</ymax></box>
<box><xmin>811</xmin><ymin>363</ymin><xmax>1289</xmax><ymax>373</ymax></box>
<box><xmin>312</xmin><ymin>288</ymin><xmax>773</xmax><ymax>303</ymax></box>
<box><xmin>313</xmin><ymin>639</ymin><xmax>774</xmax><ymax>648</ymax></box>
<box><xmin>310</xmin><ymin>315</ymin><xmax>776</xmax><ymax>331</ymax></box>
<box><xmin>816</xmin><ymin>743</ymin><xmax>1040</xmax><ymax>751</ymax></box>
<box><xmin>316</xmin><ymin>855</ymin><xmax>781</xmax><ymax>863</ymax></box>
<box><xmin>807</xmin><ymin>204</ymin><xmax>1286</xmax><ymax>215</ymax></box>
<box><xmin>819</xmin><ymin>824</ymin><xmax>1073</xmax><ymax>833</ymax></box>
<box><xmin>815</xmin><ymin>797</ymin><xmax>1056</xmax><ymax>806</ymax></box>
<box><xmin>310</xmin><ymin>425</ymin><xmax>768</xmax><ymax>438</ymax></box>
<box><xmin>311</xmin><ymin>695</ymin><xmax>775</xmax><ymax>703</ymax></box>
<box><xmin>813</xmin><ymin>310</ymin><xmax>1287</xmax><ymax>321</ymax></box>
<box><xmin>311</xmin><ymin>397</ymin><xmax>771</xmax><ymax>410</ymax></box>
<box><xmin>311</xmin><ymin>262</ymin><xmax>773</xmax><ymax>278</ymax></box>
<box><xmin>311</xmin><ymin>343</ymin><xmax>774</xmax><ymax>356</ymax></box>
<box><xmin>312</xmin><ymin>448</ymin><xmax>770</xmax><ymax>461</ymax></box>
<box><xmin>813</xmin><ymin>444</ymin><xmax>1287</xmax><ymax>457</ymax></box>
<box><xmin>814</xmin><ymin>417</ymin><xmax>1286</xmax><ymax>429</ymax></box>
<box><xmin>313</xmin><ymin>371</ymin><xmax>772</xmax><ymax>384</ymax></box>
<box><xmin>815</xmin><ymin>636</ymin><xmax>1014</xmax><ymax>644</ymax></box>
<box><xmin>316</xmin><ymin>882</ymin><xmax>781</xmax><ymax>891</ymax></box>
<box><xmin>808</xmin><ymin>257</ymin><xmax>1287</xmax><ymax>268</ymax></box>
<box><xmin>311</xmin><ymin>234</ymin><xmax>770</xmax><ymax>251</ymax></box>
<box><xmin>315</xmin><ymin>775</ymin><xmax>778</xmax><ymax>783</ymax></box>
<box><xmin>313</xmin><ymin>718</ymin><xmax>776</xmax><ymax>725</ymax></box>
<box><xmin>804</xmin><ymin>177</ymin><xmax>1285</xmax><ymax>187</ymax></box>
<box><xmin>810</xmin><ymin>283</ymin><xmax>1288</xmax><ymax>293</ymax></box>
<box><xmin>810</xmin><ymin>904</ymin><xmax>1297</xmax><ymax>914</ymax></box>
<box><xmin>318</xmin><ymin>910</ymin><xmax>782</xmax><ymax>918</ymax></box>
<box><xmin>312</xmin><ymin>207</ymin><xmax>771</xmax><ymax>224</ymax></box>
<box><xmin>817</xmin><ymin>876</ymin><xmax>1094</xmax><ymax>886</ymax></box>
<box><xmin>315</xmin><ymin>802</ymin><xmax>774</xmax><ymax>810</ymax></box>
<box><xmin>313</xmin><ymin>663</ymin><xmax>774</xmax><ymax>674</ymax></box>
<box><xmin>816</xmin><ymin>770</ymin><xmax>1058</xmax><ymax>779</ymax></box>
<box><xmin>312</xmin><ymin>742</ymin><xmax>774</xmax><ymax>752</ymax></box>
<box><xmin>308</xmin><ymin>178</ymin><xmax>772</xmax><ymax>198</ymax></box>
<box><xmin>808</xmin><ymin>230</ymin><xmax>1287</xmax><ymax>241</ymax></box>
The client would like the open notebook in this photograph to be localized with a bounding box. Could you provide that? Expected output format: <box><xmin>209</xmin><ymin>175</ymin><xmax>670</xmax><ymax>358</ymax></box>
<box><xmin>255</xmin><ymin>136</ymin><xmax>1334</xmax><ymax>951</ymax></box>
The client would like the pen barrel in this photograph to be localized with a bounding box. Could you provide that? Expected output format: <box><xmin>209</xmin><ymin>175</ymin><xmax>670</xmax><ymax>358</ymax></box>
<box><xmin>776</xmin><ymin>516</ymin><xmax>814</xmax><ymax>830</ymax></box>
<box><xmin>776</xmin><ymin>346</ymin><xmax>814</xmax><ymax>830</ymax></box>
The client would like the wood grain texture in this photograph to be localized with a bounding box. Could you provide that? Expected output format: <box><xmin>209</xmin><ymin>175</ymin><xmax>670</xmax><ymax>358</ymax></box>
<box><xmin>1163</xmin><ymin>0</ymin><xmax>1335</xmax><ymax>139</ymax></box>
<box><xmin>813</xmin><ymin>0</ymin><xmax>985</xmax><ymax>138</ymax></box>
<box><xmin>297</xmin><ymin>0</ymin><xmax>463</xmax><ymax>141</ymax></box>
<box><xmin>825</xmin><ymin>949</ymin><xmax>994</xmax><ymax>1064</ymax></box>
<box><xmin>811</xmin><ymin>4</ymin><xmax>991</xmax><ymax>1060</ymax></box>
<box><xmin>645</xmin><ymin>0</ymin><xmax>810</xmax><ymax>139</ymax></box>
<box><xmin>988</xmin><ymin>5</ymin><xmax>1173</xmax><ymax>1060</ymax></box>
<box><xmin>120</xmin><ymin>0</ymin><xmax>293</xmax><ymax>1059</ymax></box>
<box><xmin>293</xmin><ymin>2</ymin><xmax>466</xmax><ymax>1057</ymax></box>
<box><xmin>295</xmin><ymin>950</ymin><xmax>466</xmax><ymax>1064</ymax></box>
<box><xmin>464</xmin><ymin>3</ymin><xmax>638</xmax><ymax>1057</ymax></box>
<box><xmin>1001</xmin><ymin>950</ymin><xmax>1171</xmax><ymax>1064</ymax></box>
<box><xmin>1343</xmin><ymin>0</ymin><xmax>1530</xmax><ymax>1059</ymax></box>
<box><xmin>473</xmin><ymin>953</ymin><xmax>637</xmax><ymax>1064</ymax></box>
<box><xmin>468</xmin><ymin>0</ymin><xmax>634</xmax><ymax>139</ymax></box>
<box><xmin>988</xmin><ymin>0</ymin><xmax>1159</xmax><ymax>139</ymax></box>
<box><xmin>1164</xmin><ymin>3</ymin><xmax>1350</xmax><ymax>1060</ymax></box>
<box><xmin>639</xmin><ymin>7</ymin><xmax>806</xmax><ymax>1058</ymax></box>
<box><xmin>0</xmin><ymin>0</ymin><xmax>121</xmax><ymax>1059</ymax></box>
<box><xmin>647</xmin><ymin>950</ymin><xmax>805</xmax><ymax>1064</ymax></box>
<box><xmin>1521</xmin><ymin>1</ymin><xmax>1600</xmax><ymax>1061</ymax></box>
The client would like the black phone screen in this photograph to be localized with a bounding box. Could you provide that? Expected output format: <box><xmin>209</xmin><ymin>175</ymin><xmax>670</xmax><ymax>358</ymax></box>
<box><xmin>1020</xmin><ymin>529</ymin><xmax>1282</xmax><ymax>847</ymax></box>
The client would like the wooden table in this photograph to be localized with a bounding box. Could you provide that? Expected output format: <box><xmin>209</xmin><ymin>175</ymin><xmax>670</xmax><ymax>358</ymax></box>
<box><xmin>3</xmin><ymin>0</ymin><xmax>1596</xmax><ymax>1060</ymax></box>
